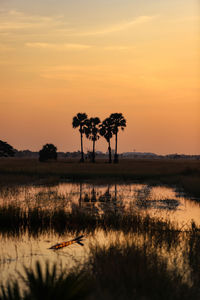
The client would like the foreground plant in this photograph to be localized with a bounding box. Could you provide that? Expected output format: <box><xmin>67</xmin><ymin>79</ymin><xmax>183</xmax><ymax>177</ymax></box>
<box><xmin>0</xmin><ymin>261</ymin><xmax>89</xmax><ymax>300</ymax></box>
<box><xmin>2</xmin><ymin>241</ymin><xmax>198</xmax><ymax>300</ymax></box>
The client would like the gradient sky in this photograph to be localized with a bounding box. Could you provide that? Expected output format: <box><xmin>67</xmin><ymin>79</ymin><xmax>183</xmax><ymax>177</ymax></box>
<box><xmin>0</xmin><ymin>0</ymin><xmax>199</xmax><ymax>154</ymax></box>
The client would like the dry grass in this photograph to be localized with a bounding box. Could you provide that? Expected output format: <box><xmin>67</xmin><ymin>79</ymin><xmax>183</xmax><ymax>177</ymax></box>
<box><xmin>0</xmin><ymin>157</ymin><xmax>199</xmax><ymax>179</ymax></box>
<box><xmin>0</xmin><ymin>158</ymin><xmax>200</xmax><ymax>197</ymax></box>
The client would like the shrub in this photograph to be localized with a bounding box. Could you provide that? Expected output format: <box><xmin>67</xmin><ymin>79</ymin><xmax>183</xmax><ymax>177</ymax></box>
<box><xmin>39</xmin><ymin>144</ymin><xmax>57</xmax><ymax>162</ymax></box>
<box><xmin>0</xmin><ymin>140</ymin><xmax>15</xmax><ymax>157</ymax></box>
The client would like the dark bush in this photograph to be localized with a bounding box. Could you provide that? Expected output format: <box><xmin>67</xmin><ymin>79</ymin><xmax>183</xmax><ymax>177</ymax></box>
<box><xmin>0</xmin><ymin>140</ymin><xmax>15</xmax><ymax>157</ymax></box>
<box><xmin>39</xmin><ymin>144</ymin><xmax>57</xmax><ymax>162</ymax></box>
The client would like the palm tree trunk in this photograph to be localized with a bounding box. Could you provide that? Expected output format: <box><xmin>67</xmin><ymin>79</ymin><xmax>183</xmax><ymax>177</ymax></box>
<box><xmin>79</xmin><ymin>182</ymin><xmax>82</xmax><ymax>208</ymax></box>
<box><xmin>80</xmin><ymin>130</ymin><xmax>84</xmax><ymax>162</ymax></box>
<box><xmin>114</xmin><ymin>184</ymin><xmax>117</xmax><ymax>213</ymax></box>
<box><xmin>108</xmin><ymin>139</ymin><xmax>112</xmax><ymax>163</ymax></box>
<box><xmin>114</xmin><ymin>133</ymin><xmax>118</xmax><ymax>163</ymax></box>
<box><xmin>92</xmin><ymin>140</ymin><xmax>95</xmax><ymax>163</ymax></box>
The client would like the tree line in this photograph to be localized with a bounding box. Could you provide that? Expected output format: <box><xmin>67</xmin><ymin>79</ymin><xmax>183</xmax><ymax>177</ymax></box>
<box><xmin>72</xmin><ymin>112</ymin><xmax>126</xmax><ymax>163</ymax></box>
<box><xmin>0</xmin><ymin>113</ymin><xmax>126</xmax><ymax>163</ymax></box>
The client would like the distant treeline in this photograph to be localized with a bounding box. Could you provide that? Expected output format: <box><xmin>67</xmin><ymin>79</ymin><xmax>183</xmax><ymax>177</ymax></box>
<box><xmin>1</xmin><ymin>140</ymin><xmax>200</xmax><ymax>161</ymax></box>
<box><xmin>15</xmin><ymin>150</ymin><xmax>108</xmax><ymax>159</ymax></box>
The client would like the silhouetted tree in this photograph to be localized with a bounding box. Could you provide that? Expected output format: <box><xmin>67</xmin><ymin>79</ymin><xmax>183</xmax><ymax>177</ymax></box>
<box><xmin>39</xmin><ymin>144</ymin><xmax>57</xmax><ymax>162</ymax></box>
<box><xmin>100</xmin><ymin>117</ymin><xmax>113</xmax><ymax>163</ymax></box>
<box><xmin>85</xmin><ymin>117</ymin><xmax>101</xmax><ymax>163</ymax></box>
<box><xmin>72</xmin><ymin>113</ymin><xmax>88</xmax><ymax>162</ymax></box>
<box><xmin>110</xmin><ymin>113</ymin><xmax>126</xmax><ymax>163</ymax></box>
<box><xmin>0</xmin><ymin>140</ymin><xmax>15</xmax><ymax>157</ymax></box>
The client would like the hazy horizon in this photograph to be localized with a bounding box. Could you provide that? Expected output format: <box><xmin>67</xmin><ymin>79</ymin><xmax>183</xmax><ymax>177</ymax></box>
<box><xmin>0</xmin><ymin>0</ymin><xmax>199</xmax><ymax>155</ymax></box>
<box><xmin>4</xmin><ymin>138</ymin><xmax>200</xmax><ymax>156</ymax></box>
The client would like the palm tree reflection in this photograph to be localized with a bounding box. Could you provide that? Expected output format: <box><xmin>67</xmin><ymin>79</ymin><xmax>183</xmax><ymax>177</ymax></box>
<box><xmin>78</xmin><ymin>184</ymin><xmax>125</xmax><ymax>215</ymax></box>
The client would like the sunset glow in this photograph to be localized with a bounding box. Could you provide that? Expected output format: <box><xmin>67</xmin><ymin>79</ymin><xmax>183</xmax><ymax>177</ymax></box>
<box><xmin>0</xmin><ymin>0</ymin><xmax>199</xmax><ymax>154</ymax></box>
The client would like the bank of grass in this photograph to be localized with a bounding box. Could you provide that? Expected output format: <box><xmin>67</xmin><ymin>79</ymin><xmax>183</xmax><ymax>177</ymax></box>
<box><xmin>0</xmin><ymin>158</ymin><xmax>200</xmax><ymax>197</ymax></box>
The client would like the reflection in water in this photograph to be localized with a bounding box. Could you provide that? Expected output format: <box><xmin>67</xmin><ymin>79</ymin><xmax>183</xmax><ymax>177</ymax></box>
<box><xmin>78</xmin><ymin>184</ymin><xmax>126</xmax><ymax>216</ymax></box>
<box><xmin>135</xmin><ymin>186</ymin><xmax>180</xmax><ymax>210</ymax></box>
<box><xmin>0</xmin><ymin>182</ymin><xmax>200</xmax><ymax>225</ymax></box>
<box><xmin>0</xmin><ymin>182</ymin><xmax>200</xmax><ymax>288</ymax></box>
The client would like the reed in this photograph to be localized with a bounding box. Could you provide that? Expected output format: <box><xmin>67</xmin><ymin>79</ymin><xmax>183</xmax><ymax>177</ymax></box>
<box><xmin>0</xmin><ymin>204</ymin><xmax>181</xmax><ymax>239</ymax></box>
<box><xmin>86</xmin><ymin>241</ymin><xmax>196</xmax><ymax>300</ymax></box>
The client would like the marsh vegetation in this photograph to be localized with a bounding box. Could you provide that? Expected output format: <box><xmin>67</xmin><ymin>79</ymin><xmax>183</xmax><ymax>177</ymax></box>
<box><xmin>0</xmin><ymin>212</ymin><xmax>200</xmax><ymax>299</ymax></box>
<box><xmin>0</xmin><ymin>181</ymin><xmax>200</xmax><ymax>299</ymax></box>
<box><xmin>0</xmin><ymin>158</ymin><xmax>200</xmax><ymax>299</ymax></box>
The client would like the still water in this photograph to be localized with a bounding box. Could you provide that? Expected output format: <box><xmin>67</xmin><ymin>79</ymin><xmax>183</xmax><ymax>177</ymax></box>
<box><xmin>0</xmin><ymin>182</ymin><xmax>199</xmax><ymax>285</ymax></box>
<box><xmin>1</xmin><ymin>182</ymin><xmax>199</xmax><ymax>225</ymax></box>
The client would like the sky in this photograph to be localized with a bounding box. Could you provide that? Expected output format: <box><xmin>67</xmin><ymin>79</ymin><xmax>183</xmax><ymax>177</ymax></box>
<box><xmin>0</xmin><ymin>0</ymin><xmax>199</xmax><ymax>154</ymax></box>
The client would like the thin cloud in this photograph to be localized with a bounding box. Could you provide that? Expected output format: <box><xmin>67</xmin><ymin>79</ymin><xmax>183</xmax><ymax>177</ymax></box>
<box><xmin>39</xmin><ymin>65</ymin><xmax>132</xmax><ymax>83</ymax></box>
<box><xmin>70</xmin><ymin>15</ymin><xmax>158</xmax><ymax>36</ymax></box>
<box><xmin>0</xmin><ymin>9</ymin><xmax>157</xmax><ymax>39</ymax></box>
<box><xmin>103</xmin><ymin>46</ymin><xmax>135</xmax><ymax>51</ymax></box>
<box><xmin>25</xmin><ymin>42</ymin><xmax>92</xmax><ymax>50</ymax></box>
<box><xmin>0</xmin><ymin>10</ymin><xmax>65</xmax><ymax>32</ymax></box>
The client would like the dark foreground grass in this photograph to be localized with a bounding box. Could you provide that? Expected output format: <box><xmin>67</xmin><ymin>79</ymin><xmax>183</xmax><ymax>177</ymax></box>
<box><xmin>0</xmin><ymin>261</ymin><xmax>89</xmax><ymax>300</ymax></box>
<box><xmin>0</xmin><ymin>158</ymin><xmax>200</xmax><ymax>197</ymax></box>
<box><xmin>1</xmin><ymin>241</ymin><xmax>200</xmax><ymax>300</ymax></box>
<box><xmin>87</xmin><ymin>242</ymin><xmax>198</xmax><ymax>300</ymax></box>
<box><xmin>1</xmin><ymin>203</ymin><xmax>200</xmax><ymax>299</ymax></box>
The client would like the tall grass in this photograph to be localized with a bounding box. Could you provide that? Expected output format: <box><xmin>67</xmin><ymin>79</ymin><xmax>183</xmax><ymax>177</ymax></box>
<box><xmin>86</xmin><ymin>242</ymin><xmax>197</xmax><ymax>300</ymax></box>
<box><xmin>0</xmin><ymin>203</ymin><xmax>181</xmax><ymax>238</ymax></box>
<box><xmin>0</xmin><ymin>202</ymin><xmax>200</xmax><ymax>299</ymax></box>
<box><xmin>1</xmin><ymin>240</ymin><xmax>200</xmax><ymax>300</ymax></box>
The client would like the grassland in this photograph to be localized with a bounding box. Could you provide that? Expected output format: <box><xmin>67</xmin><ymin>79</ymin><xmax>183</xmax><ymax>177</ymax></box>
<box><xmin>0</xmin><ymin>158</ymin><xmax>200</xmax><ymax>198</ymax></box>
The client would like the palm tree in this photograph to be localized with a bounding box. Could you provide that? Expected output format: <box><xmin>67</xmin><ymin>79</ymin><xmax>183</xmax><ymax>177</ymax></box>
<box><xmin>72</xmin><ymin>113</ymin><xmax>88</xmax><ymax>162</ymax></box>
<box><xmin>109</xmin><ymin>113</ymin><xmax>126</xmax><ymax>163</ymax></box>
<box><xmin>84</xmin><ymin>117</ymin><xmax>101</xmax><ymax>163</ymax></box>
<box><xmin>99</xmin><ymin>117</ymin><xmax>113</xmax><ymax>163</ymax></box>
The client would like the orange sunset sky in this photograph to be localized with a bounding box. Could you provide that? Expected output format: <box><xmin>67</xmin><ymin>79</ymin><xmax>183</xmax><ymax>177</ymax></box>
<box><xmin>0</xmin><ymin>0</ymin><xmax>199</xmax><ymax>154</ymax></box>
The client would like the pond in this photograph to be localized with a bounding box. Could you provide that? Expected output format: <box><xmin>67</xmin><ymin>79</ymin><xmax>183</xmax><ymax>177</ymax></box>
<box><xmin>0</xmin><ymin>182</ymin><xmax>200</xmax><ymax>286</ymax></box>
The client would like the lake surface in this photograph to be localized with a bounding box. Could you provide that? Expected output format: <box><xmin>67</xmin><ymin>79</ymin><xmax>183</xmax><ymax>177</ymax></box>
<box><xmin>0</xmin><ymin>182</ymin><xmax>199</xmax><ymax>286</ymax></box>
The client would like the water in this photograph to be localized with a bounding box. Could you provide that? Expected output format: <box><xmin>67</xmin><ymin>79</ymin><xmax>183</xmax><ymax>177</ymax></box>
<box><xmin>0</xmin><ymin>182</ymin><xmax>199</xmax><ymax>286</ymax></box>
<box><xmin>1</xmin><ymin>182</ymin><xmax>199</xmax><ymax>225</ymax></box>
